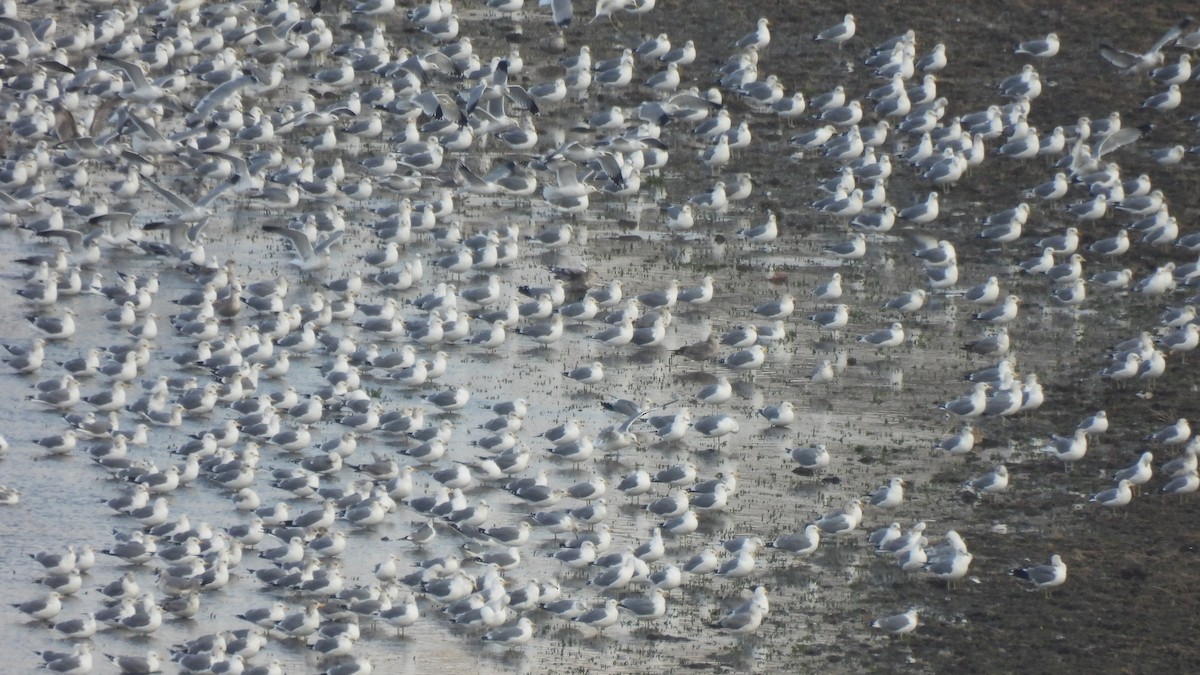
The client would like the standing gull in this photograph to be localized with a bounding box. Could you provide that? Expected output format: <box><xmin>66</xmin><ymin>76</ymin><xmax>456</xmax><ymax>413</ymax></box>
<box><xmin>1011</xmin><ymin>554</ymin><xmax>1067</xmax><ymax>593</ymax></box>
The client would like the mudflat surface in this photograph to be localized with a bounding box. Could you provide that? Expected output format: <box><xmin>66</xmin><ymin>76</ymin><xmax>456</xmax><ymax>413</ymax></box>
<box><xmin>1</xmin><ymin>1</ymin><xmax>1199</xmax><ymax>674</ymax></box>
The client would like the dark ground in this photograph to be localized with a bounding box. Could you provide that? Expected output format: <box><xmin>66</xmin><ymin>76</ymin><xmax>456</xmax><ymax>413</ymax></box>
<box><xmin>612</xmin><ymin>1</ymin><xmax>1200</xmax><ymax>672</ymax></box>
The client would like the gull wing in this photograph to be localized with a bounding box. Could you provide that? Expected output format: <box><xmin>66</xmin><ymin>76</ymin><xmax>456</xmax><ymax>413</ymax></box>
<box><xmin>98</xmin><ymin>54</ymin><xmax>151</xmax><ymax>89</ymax></box>
<box><xmin>314</xmin><ymin>230</ymin><xmax>344</xmax><ymax>255</ymax></box>
<box><xmin>1095</xmin><ymin>124</ymin><xmax>1152</xmax><ymax>158</ymax></box>
<box><xmin>190</xmin><ymin>73</ymin><xmax>257</xmax><ymax>121</ymax></box>
<box><xmin>142</xmin><ymin>176</ymin><xmax>195</xmax><ymax>210</ymax></box>
<box><xmin>1098</xmin><ymin>43</ymin><xmax>1141</xmax><ymax>70</ymax></box>
<box><xmin>264</xmin><ymin>225</ymin><xmax>316</xmax><ymax>260</ymax></box>
<box><xmin>1149</xmin><ymin>18</ymin><xmax>1192</xmax><ymax>55</ymax></box>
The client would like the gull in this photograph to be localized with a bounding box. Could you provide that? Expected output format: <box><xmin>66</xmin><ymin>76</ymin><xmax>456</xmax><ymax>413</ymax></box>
<box><xmin>1115</xmin><ymin>189</ymin><xmax>1166</xmax><ymax>216</ymax></box>
<box><xmin>918</xmin><ymin>43</ymin><xmax>948</xmax><ymax>72</ymax></box>
<box><xmin>914</xmin><ymin>239</ymin><xmax>956</xmax><ymax>267</ymax></box>
<box><xmin>1039</xmin><ymin>429</ymin><xmax>1088</xmax><ymax>467</ymax></box>
<box><xmin>1012</xmin><ymin>554</ymin><xmax>1067</xmax><ymax>594</ymax></box>
<box><xmin>638</xmin><ymin>279</ymin><xmax>679</xmax><ymax>309</ymax></box>
<box><xmin>527</xmin><ymin>223</ymin><xmax>573</xmax><ymax>249</ymax></box>
<box><xmin>619</xmin><ymin>588</ymin><xmax>667</xmax><ymax>621</ymax></box>
<box><xmin>1161</xmin><ymin>325</ymin><xmax>1200</xmax><ymax>356</ymax></box>
<box><xmin>647</xmin><ymin>488</ymin><xmax>690</xmax><ymax>518</ymax></box>
<box><xmin>963</xmin><ymin>328</ymin><xmax>1010</xmax><ymax>358</ymax></box>
<box><xmin>262</xmin><ymin>226</ymin><xmax>343</xmax><ymax>273</ymax></box>
<box><xmin>813</xmin><ymin>14</ymin><xmax>856</xmax><ymax>48</ymax></box>
<box><xmin>1133</xmin><ymin>263</ymin><xmax>1177</xmax><ymax>296</ymax></box>
<box><xmin>1051</xmin><ymin>279</ymin><xmax>1087</xmax><ymax>307</ymax></box>
<box><xmin>483</xmin><ymin>617</ymin><xmax>534</xmax><ymax>647</ymax></box>
<box><xmin>13</xmin><ymin>591</ymin><xmax>63</xmax><ymax>621</ymax></box>
<box><xmin>873</xmin><ymin>609</ymin><xmax>919</xmax><ymax>635</ymax></box>
<box><xmin>973</xmin><ymin>295</ymin><xmax>1021</xmax><ymax>324</ymax></box>
<box><xmin>695</xmin><ymin>108</ymin><xmax>733</xmax><ymax>140</ymax></box>
<box><xmin>1100</xmin><ymin>352</ymin><xmax>1142</xmax><ymax>383</ymax></box>
<box><xmin>1152</xmin><ymin>145</ymin><xmax>1185</xmax><ymax>166</ymax></box>
<box><xmin>1039</xmin><ymin>126</ymin><xmax>1067</xmax><ymax>155</ymax></box>
<box><xmin>573</xmin><ymin>598</ymin><xmax>619</xmax><ymax>633</ymax></box>
<box><xmin>820</xmin><ymin>100</ymin><xmax>864</xmax><ymax>127</ymax></box>
<box><xmin>717</xmin><ymin>550</ymin><xmax>757</xmax><ymax>578</ymax></box>
<box><xmin>815</xmin><ymin>499</ymin><xmax>863</xmax><ymax>536</ymax></box>
<box><xmin>813</xmin><ymin>272</ymin><xmax>843</xmax><ymax>301</ymax></box>
<box><xmin>721</xmin><ymin>324</ymin><xmax>758</xmax><ymax>348</ymax></box>
<box><xmin>964</xmin><ymin>464</ymin><xmax>1009</xmax><ymax>495</ymax></box>
<box><xmin>662</xmin><ymin>203</ymin><xmax>695</xmax><ymax>232</ymax></box>
<box><xmin>1089</xmin><ymin>229</ymin><xmax>1131</xmax><ymax>257</ymax></box>
<box><xmin>563</xmin><ymin>361</ymin><xmax>604</xmax><ymax>385</ymax></box>
<box><xmin>924</xmin><ymin>531</ymin><xmax>973</xmax><ymax>586</ymax></box>
<box><xmin>1152</xmin><ymin>53</ymin><xmax>1193</xmax><ymax>84</ymax></box>
<box><xmin>143</xmin><ymin>175</ymin><xmax>235</xmax><ymax>225</ymax></box>
<box><xmin>547</xmin><ymin>436</ymin><xmax>594</xmax><ymax>463</ymax></box>
<box><xmin>590</xmin><ymin>317</ymin><xmax>638</xmax><ymax>343</ymax></box>
<box><xmin>759</xmin><ymin>401</ymin><xmax>796</xmax><ymax>427</ymax></box>
<box><xmin>541</xmin><ymin>419</ymin><xmax>582</xmax><ymax>447</ymax></box>
<box><xmin>1077</xmin><ymin>410</ymin><xmax>1110</xmax><ymax>435</ymax></box>
<box><xmin>4</xmin><ymin>338</ymin><xmax>45</xmax><ymax>374</ymax></box>
<box><xmin>767</xmin><ymin>525</ymin><xmax>820</xmax><ymax>556</ymax></box>
<box><xmin>809</xmin><ymin>304</ymin><xmax>849</xmax><ymax>330</ymax></box>
<box><xmin>1100</xmin><ymin>18</ymin><xmax>1190</xmax><ymax>75</ymax></box>
<box><xmin>39</xmin><ymin>643</ymin><xmax>93</xmax><ymax>674</ymax></box>
<box><xmin>1113</xmin><ymin>452</ymin><xmax>1154</xmax><ymax>491</ymax></box>
<box><xmin>979</xmin><ymin>210</ymin><xmax>1023</xmax><ymax>243</ymax></box>
<box><xmin>710</xmin><ymin>603</ymin><xmax>766</xmax><ymax>633</ymax></box>
<box><xmin>646</xmin><ymin>62</ymin><xmax>681</xmax><ymax>93</ymax></box>
<box><xmin>636</xmin><ymin>32</ymin><xmax>671</xmax><ymax>59</ymax></box>
<box><xmin>98</xmin><ymin>55</ymin><xmax>167</xmax><ymax>102</ymax></box>
<box><xmin>735</xmin><ymin>18</ymin><xmax>771</xmax><ymax>51</ymax></box>
<box><xmin>679</xmin><ymin>276</ymin><xmax>715</xmax><ymax>305</ymax></box>
<box><xmin>1018</xmin><ymin>248</ymin><xmax>1056</xmax><ymax>275</ymax></box>
<box><xmin>851</xmin><ymin>205</ymin><xmax>897</xmax><ymax>233</ymax></box>
<box><xmin>1142</xmin><ymin>84</ymin><xmax>1182</xmax><ymax>112</ymax></box>
<box><xmin>374</xmin><ymin>590</ymin><xmax>422</xmax><ymax>634</ymax></box>
<box><xmin>692</xmin><ymin>414</ymin><xmax>740</xmax><ymax>441</ymax></box>
<box><xmin>739</xmin><ymin>76</ymin><xmax>784</xmax><ymax>109</ymax></box>
<box><xmin>17</xmin><ymin>275</ymin><xmax>59</xmax><ymax>307</ymax></box>
<box><xmin>859</xmin><ymin>322</ymin><xmax>905</xmax><ymax>349</ymax></box>
<box><xmin>737</xmin><ymin>213</ymin><xmax>778</xmax><ymax>244</ymax></box>
<box><xmin>565</xmin><ymin>476</ymin><xmax>607</xmax><ymax>502</ymax></box>
<box><xmin>883</xmin><ymin>289</ymin><xmax>926</xmax><ymax>313</ymax></box>
<box><xmin>791</xmin><ymin>124</ymin><xmax>836</xmax><ymax>149</ymax></box>
<box><xmin>825</xmin><ymin>234</ymin><xmax>864</xmax><ymax>260</ymax></box>
<box><xmin>662</xmin><ymin>510</ymin><xmax>699</xmax><ymax>535</ymax></box>
<box><xmin>931</xmin><ymin>261</ymin><xmax>960</xmax><ymax>288</ymax></box>
<box><xmin>1162</xmin><ymin>444</ymin><xmax>1200</xmax><ymax>479</ymax></box>
<box><xmin>752</xmin><ymin>293</ymin><xmax>794</xmax><ymax>319</ymax></box>
<box><xmin>810</xmin><ymin>359</ymin><xmax>836</xmax><ymax>384</ymax></box>
<box><xmin>1147</xmin><ymin>418</ymin><xmax>1192</xmax><ymax>445</ymax></box>
<box><xmin>695</xmin><ymin>377</ymin><xmax>732</xmax><ymax>404</ymax></box>
<box><xmin>1163</xmin><ymin>472</ymin><xmax>1200</xmax><ymax>496</ymax></box>
<box><xmin>1139</xmin><ymin>217</ymin><xmax>1179</xmax><ymax>246</ymax></box>
<box><xmin>899</xmin><ymin>192</ymin><xmax>939</xmax><ymax>223</ymax></box>
<box><xmin>688</xmin><ymin>181</ymin><xmax>728</xmax><ymax>213</ymax></box>
<box><xmin>617</xmin><ymin>470</ymin><xmax>653</xmax><ymax>499</ymax></box>
<box><xmin>1015</xmin><ymin>33</ymin><xmax>1060</xmax><ymax>58</ymax></box>
<box><xmin>104</xmin><ymin>651</ymin><xmax>163</xmax><ymax>674</ymax></box>
<box><xmin>1091</xmin><ymin>479</ymin><xmax>1134</xmax><ymax>508</ymax></box>
<box><xmin>721</xmin><ymin>345</ymin><xmax>766</xmax><ymax>371</ymax></box>
<box><xmin>1066</xmin><ymin>194</ymin><xmax>1108</xmax><ymax>220</ymax></box>
<box><xmin>868</xmin><ymin>477</ymin><xmax>905</xmax><ymax>508</ymax></box>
